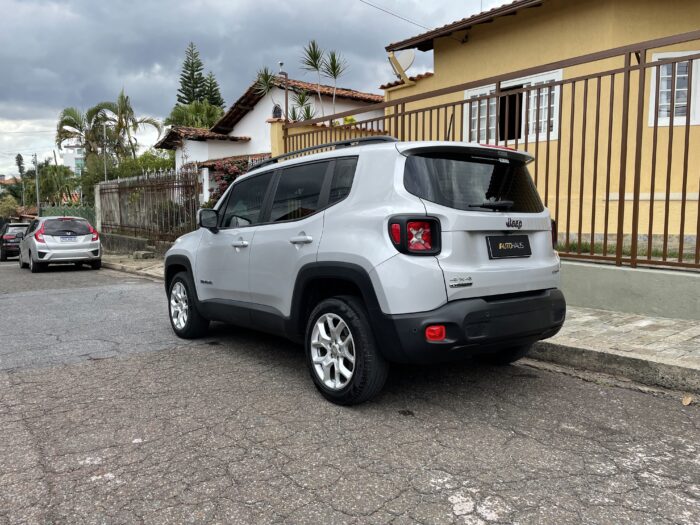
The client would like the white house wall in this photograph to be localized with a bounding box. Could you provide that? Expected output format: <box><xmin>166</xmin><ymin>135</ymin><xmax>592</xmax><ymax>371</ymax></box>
<box><xmin>174</xmin><ymin>86</ymin><xmax>384</xmax><ymax>169</ymax></box>
<box><xmin>228</xmin><ymin>87</ymin><xmax>384</xmax><ymax>149</ymax></box>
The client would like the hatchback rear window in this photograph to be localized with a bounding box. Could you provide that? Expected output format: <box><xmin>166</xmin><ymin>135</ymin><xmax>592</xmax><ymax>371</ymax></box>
<box><xmin>44</xmin><ymin>219</ymin><xmax>91</xmax><ymax>236</ymax></box>
<box><xmin>404</xmin><ymin>153</ymin><xmax>544</xmax><ymax>213</ymax></box>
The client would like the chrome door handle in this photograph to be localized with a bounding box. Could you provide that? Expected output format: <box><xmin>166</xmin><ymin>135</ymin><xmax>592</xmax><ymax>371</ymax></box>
<box><xmin>289</xmin><ymin>235</ymin><xmax>313</xmax><ymax>245</ymax></box>
<box><xmin>231</xmin><ymin>239</ymin><xmax>249</xmax><ymax>248</ymax></box>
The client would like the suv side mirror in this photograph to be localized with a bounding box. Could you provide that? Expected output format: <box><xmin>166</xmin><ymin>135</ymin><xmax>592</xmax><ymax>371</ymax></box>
<box><xmin>198</xmin><ymin>208</ymin><xmax>219</xmax><ymax>232</ymax></box>
<box><xmin>15</xmin><ymin>232</ymin><xmax>24</xmax><ymax>239</ymax></box>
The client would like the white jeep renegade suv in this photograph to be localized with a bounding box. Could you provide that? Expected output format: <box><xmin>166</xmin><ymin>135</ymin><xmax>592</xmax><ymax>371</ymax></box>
<box><xmin>164</xmin><ymin>138</ymin><xmax>565</xmax><ymax>405</ymax></box>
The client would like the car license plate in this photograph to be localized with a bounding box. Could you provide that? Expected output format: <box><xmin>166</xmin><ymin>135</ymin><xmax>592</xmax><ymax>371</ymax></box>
<box><xmin>60</xmin><ymin>236</ymin><xmax>77</xmax><ymax>242</ymax></box>
<box><xmin>486</xmin><ymin>235</ymin><xmax>531</xmax><ymax>259</ymax></box>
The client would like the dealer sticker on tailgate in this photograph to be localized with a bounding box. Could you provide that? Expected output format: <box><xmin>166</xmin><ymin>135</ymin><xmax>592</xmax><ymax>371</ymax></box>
<box><xmin>486</xmin><ymin>235</ymin><xmax>532</xmax><ymax>259</ymax></box>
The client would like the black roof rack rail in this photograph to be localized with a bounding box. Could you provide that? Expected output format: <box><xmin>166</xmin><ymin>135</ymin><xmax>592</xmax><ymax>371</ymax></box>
<box><xmin>252</xmin><ymin>136</ymin><xmax>398</xmax><ymax>170</ymax></box>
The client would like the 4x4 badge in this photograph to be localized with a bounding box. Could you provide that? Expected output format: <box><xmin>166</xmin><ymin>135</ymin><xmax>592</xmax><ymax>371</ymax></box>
<box><xmin>506</xmin><ymin>218</ymin><xmax>523</xmax><ymax>229</ymax></box>
<box><xmin>449</xmin><ymin>276</ymin><xmax>473</xmax><ymax>288</ymax></box>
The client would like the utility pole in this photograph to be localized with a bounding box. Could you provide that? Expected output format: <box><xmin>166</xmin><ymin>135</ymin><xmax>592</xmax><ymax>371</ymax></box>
<box><xmin>33</xmin><ymin>153</ymin><xmax>40</xmax><ymax>216</ymax></box>
<box><xmin>103</xmin><ymin>122</ymin><xmax>108</xmax><ymax>182</ymax></box>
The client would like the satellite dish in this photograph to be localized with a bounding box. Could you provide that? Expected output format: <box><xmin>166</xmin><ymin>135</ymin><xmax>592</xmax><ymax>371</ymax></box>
<box><xmin>390</xmin><ymin>49</ymin><xmax>415</xmax><ymax>78</ymax></box>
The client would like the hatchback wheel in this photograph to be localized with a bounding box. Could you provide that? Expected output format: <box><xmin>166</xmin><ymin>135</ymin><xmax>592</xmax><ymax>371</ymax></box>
<box><xmin>168</xmin><ymin>271</ymin><xmax>209</xmax><ymax>338</ymax></box>
<box><xmin>29</xmin><ymin>254</ymin><xmax>43</xmax><ymax>273</ymax></box>
<box><xmin>306</xmin><ymin>296</ymin><xmax>388</xmax><ymax>405</ymax></box>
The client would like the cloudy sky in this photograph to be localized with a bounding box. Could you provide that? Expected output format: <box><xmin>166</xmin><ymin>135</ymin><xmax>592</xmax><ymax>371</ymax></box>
<box><xmin>0</xmin><ymin>0</ymin><xmax>502</xmax><ymax>174</ymax></box>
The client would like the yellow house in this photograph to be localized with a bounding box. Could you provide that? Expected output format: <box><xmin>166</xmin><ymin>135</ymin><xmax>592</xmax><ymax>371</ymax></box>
<box><xmin>376</xmin><ymin>0</ymin><xmax>700</xmax><ymax>265</ymax></box>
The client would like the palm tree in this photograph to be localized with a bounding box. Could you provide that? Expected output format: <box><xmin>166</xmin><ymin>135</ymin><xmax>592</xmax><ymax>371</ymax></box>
<box><xmin>55</xmin><ymin>104</ymin><xmax>110</xmax><ymax>156</ymax></box>
<box><xmin>101</xmin><ymin>89</ymin><xmax>162</xmax><ymax>158</ymax></box>
<box><xmin>301</xmin><ymin>40</ymin><xmax>325</xmax><ymax>117</ymax></box>
<box><xmin>165</xmin><ymin>100</ymin><xmax>224</xmax><ymax>129</ymax></box>
<box><xmin>322</xmin><ymin>50</ymin><xmax>348</xmax><ymax>115</ymax></box>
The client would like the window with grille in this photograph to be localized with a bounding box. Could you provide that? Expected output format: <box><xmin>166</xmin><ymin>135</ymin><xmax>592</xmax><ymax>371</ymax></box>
<box><xmin>464</xmin><ymin>70</ymin><xmax>562</xmax><ymax>143</ymax></box>
<box><xmin>650</xmin><ymin>52</ymin><xmax>699</xmax><ymax>126</ymax></box>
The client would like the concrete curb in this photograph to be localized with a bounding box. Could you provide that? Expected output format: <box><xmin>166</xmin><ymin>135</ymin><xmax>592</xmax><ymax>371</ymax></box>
<box><xmin>102</xmin><ymin>261</ymin><xmax>699</xmax><ymax>394</ymax></box>
<box><xmin>102</xmin><ymin>262</ymin><xmax>164</xmax><ymax>281</ymax></box>
<box><xmin>531</xmin><ymin>340</ymin><xmax>700</xmax><ymax>394</ymax></box>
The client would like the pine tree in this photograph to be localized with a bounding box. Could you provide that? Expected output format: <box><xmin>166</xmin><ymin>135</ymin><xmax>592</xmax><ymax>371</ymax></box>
<box><xmin>176</xmin><ymin>42</ymin><xmax>206</xmax><ymax>105</ymax></box>
<box><xmin>15</xmin><ymin>154</ymin><xmax>25</xmax><ymax>176</ymax></box>
<box><xmin>203</xmin><ymin>71</ymin><xmax>225</xmax><ymax>108</ymax></box>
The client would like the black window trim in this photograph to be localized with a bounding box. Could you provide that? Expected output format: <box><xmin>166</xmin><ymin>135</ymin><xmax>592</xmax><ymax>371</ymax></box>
<box><xmin>259</xmin><ymin>155</ymin><xmax>359</xmax><ymax>228</ymax></box>
<box><xmin>214</xmin><ymin>155</ymin><xmax>359</xmax><ymax>230</ymax></box>
<box><xmin>263</xmin><ymin>159</ymin><xmax>335</xmax><ymax>226</ymax></box>
<box><xmin>216</xmin><ymin>169</ymin><xmax>277</xmax><ymax>230</ymax></box>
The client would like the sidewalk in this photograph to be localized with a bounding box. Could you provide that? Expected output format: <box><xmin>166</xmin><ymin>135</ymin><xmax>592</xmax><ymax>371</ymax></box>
<box><xmin>103</xmin><ymin>254</ymin><xmax>699</xmax><ymax>394</ymax></box>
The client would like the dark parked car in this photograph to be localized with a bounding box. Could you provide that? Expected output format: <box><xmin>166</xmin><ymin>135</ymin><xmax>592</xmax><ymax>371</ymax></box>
<box><xmin>0</xmin><ymin>222</ymin><xmax>29</xmax><ymax>261</ymax></box>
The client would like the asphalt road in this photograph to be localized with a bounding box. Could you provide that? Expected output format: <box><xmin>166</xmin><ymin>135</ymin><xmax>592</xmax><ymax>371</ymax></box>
<box><xmin>0</xmin><ymin>260</ymin><xmax>698</xmax><ymax>524</ymax></box>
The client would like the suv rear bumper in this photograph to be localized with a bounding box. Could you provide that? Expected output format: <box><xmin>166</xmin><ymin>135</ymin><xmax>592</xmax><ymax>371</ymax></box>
<box><xmin>376</xmin><ymin>289</ymin><xmax>566</xmax><ymax>363</ymax></box>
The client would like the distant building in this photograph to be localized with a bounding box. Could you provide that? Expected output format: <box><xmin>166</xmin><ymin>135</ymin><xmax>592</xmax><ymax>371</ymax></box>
<box><xmin>61</xmin><ymin>145</ymin><xmax>85</xmax><ymax>175</ymax></box>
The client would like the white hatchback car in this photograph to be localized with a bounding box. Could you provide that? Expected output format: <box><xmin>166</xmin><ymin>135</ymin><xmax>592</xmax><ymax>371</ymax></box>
<box><xmin>164</xmin><ymin>138</ymin><xmax>566</xmax><ymax>404</ymax></box>
<box><xmin>18</xmin><ymin>216</ymin><xmax>101</xmax><ymax>272</ymax></box>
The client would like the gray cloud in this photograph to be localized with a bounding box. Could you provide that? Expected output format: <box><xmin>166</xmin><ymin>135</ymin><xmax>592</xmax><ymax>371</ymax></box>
<box><xmin>0</xmin><ymin>0</ymin><xmax>498</xmax><ymax>173</ymax></box>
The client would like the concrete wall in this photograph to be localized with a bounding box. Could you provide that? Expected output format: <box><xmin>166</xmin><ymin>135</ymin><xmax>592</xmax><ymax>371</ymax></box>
<box><xmin>560</xmin><ymin>260</ymin><xmax>700</xmax><ymax>320</ymax></box>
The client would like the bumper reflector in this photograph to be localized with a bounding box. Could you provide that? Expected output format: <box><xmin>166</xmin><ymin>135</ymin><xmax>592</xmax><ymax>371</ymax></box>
<box><xmin>425</xmin><ymin>325</ymin><xmax>446</xmax><ymax>342</ymax></box>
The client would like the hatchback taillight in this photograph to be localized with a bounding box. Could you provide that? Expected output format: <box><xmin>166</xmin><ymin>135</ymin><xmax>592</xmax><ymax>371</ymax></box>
<box><xmin>34</xmin><ymin>224</ymin><xmax>45</xmax><ymax>243</ymax></box>
<box><xmin>89</xmin><ymin>224</ymin><xmax>99</xmax><ymax>241</ymax></box>
<box><xmin>388</xmin><ymin>216</ymin><xmax>441</xmax><ymax>255</ymax></box>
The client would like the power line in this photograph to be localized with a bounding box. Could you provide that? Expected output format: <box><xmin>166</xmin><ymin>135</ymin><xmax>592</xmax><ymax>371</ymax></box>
<box><xmin>0</xmin><ymin>129</ymin><xmax>55</xmax><ymax>134</ymax></box>
<box><xmin>357</xmin><ymin>0</ymin><xmax>433</xmax><ymax>31</ymax></box>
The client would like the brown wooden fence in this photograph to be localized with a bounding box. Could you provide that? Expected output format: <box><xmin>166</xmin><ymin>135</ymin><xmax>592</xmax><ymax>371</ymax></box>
<box><xmin>284</xmin><ymin>30</ymin><xmax>700</xmax><ymax>271</ymax></box>
<box><xmin>97</xmin><ymin>168</ymin><xmax>200</xmax><ymax>243</ymax></box>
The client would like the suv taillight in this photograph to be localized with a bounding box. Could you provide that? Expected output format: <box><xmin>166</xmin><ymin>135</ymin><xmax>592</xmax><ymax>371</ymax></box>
<box><xmin>89</xmin><ymin>224</ymin><xmax>99</xmax><ymax>241</ymax></box>
<box><xmin>2</xmin><ymin>234</ymin><xmax>13</xmax><ymax>240</ymax></box>
<box><xmin>388</xmin><ymin>216</ymin><xmax>441</xmax><ymax>255</ymax></box>
<box><xmin>34</xmin><ymin>224</ymin><xmax>45</xmax><ymax>243</ymax></box>
<box><xmin>551</xmin><ymin>219</ymin><xmax>558</xmax><ymax>250</ymax></box>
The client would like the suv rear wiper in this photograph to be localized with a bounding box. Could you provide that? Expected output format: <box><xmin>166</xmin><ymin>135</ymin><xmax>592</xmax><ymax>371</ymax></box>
<box><xmin>468</xmin><ymin>200</ymin><xmax>515</xmax><ymax>211</ymax></box>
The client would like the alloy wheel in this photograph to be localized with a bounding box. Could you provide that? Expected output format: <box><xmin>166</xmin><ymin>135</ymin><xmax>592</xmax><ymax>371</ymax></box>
<box><xmin>170</xmin><ymin>281</ymin><xmax>189</xmax><ymax>330</ymax></box>
<box><xmin>310</xmin><ymin>313</ymin><xmax>356</xmax><ymax>390</ymax></box>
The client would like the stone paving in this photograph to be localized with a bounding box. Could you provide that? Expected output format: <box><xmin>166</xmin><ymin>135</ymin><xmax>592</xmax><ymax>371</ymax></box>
<box><xmin>552</xmin><ymin>307</ymin><xmax>700</xmax><ymax>369</ymax></box>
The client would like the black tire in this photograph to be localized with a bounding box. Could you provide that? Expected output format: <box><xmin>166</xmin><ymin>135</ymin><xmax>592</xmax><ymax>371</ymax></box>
<box><xmin>90</xmin><ymin>259</ymin><xmax>102</xmax><ymax>270</ymax></box>
<box><xmin>29</xmin><ymin>254</ymin><xmax>43</xmax><ymax>273</ymax></box>
<box><xmin>19</xmin><ymin>253</ymin><xmax>28</xmax><ymax>269</ymax></box>
<box><xmin>0</xmin><ymin>248</ymin><xmax>6</xmax><ymax>262</ymax></box>
<box><xmin>305</xmin><ymin>296</ymin><xmax>388</xmax><ymax>405</ymax></box>
<box><xmin>481</xmin><ymin>344</ymin><xmax>531</xmax><ymax>366</ymax></box>
<box><xmin>168</xmin><ymin>271</ymin><xmax>209</xmax><ymax>339</ymax></box>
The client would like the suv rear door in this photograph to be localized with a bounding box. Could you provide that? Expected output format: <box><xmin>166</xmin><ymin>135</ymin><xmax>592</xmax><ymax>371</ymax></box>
<box><xmin>401</xmin><ymin>146</ymin><xmax>559</xmax><ymax>301</ymax></box>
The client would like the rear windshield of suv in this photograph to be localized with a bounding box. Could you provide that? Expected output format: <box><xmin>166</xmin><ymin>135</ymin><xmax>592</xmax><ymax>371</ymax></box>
<box><xmin>44</xmin><ymin>219</ymin><xmax>91</xmax><ymax>236</ymax></box>
<box><xmin>404</xmin><ymin>153</ymin><xmax>544</xmax><ymax>213</ymax></box>
<box><xmin>6</xmin><ymin>225</ymin><xmax>28</xmax><ymax>234</ymax></box>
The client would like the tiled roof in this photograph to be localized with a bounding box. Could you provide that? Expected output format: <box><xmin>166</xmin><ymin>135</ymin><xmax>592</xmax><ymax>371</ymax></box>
<box><xmin>385</xmin><ymin>0</ymin><xmax>544</xmax><ymax>52</ymax></box>
<box><xmin>154</xmin><ymin>126</ymin><xmax>250</xmax><ymax>150</ymax></box>
<box><xmin>196</xmin><ymin>153</ymin><xmax>271</xmax><ymax>169</ymax></box>
<box><xmin>379</xmin><ymin>72</ymin><xmax>434</xmax><ymax>90</ymax></box>
<box><xmin>211</xmin><ymin>76</ymin><xmax>383</xmax><ymax>134</ymax></box>
<box><xmin>282</xmin><ymin>78</ymin><xmax>383</xmax><ymax>104</ymax></box>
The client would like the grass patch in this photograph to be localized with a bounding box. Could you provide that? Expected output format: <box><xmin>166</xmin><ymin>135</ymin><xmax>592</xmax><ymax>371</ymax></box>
<box><xmin>557</xmin><ymin>241</ymin><xmax>697</xmax><ymax>261</ymax></box>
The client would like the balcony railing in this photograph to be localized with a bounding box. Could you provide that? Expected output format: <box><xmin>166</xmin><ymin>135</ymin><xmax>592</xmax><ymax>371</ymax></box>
<box><xmin>283</xmin><ymin>30</ymin><xmax>700</xmax><ymax>270</ymax></box>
